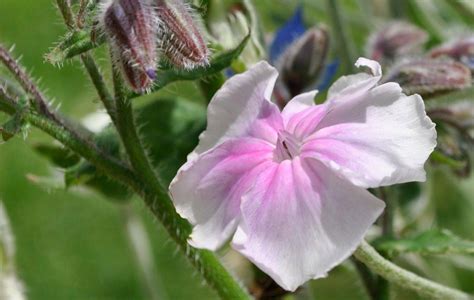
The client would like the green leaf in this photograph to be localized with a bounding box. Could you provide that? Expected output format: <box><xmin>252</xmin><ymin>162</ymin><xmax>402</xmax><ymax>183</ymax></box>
<box><xmin>33</xmin><ymin>144</ymin><xmax>81</xmax><ymax>168</ymax></box>
<box><xmin>375</xmin><ymin>229</ymin><xmax>474</xmax><ymax>257</ymax></box>
<box><xmin>0</xmin><ymin>110</ymin><xmax>27</xmax><ymax>141</ymax></box>
<box><xmin>65</xmin><ymin>160</ymin><xmax>132</xmax><ymax>202</ymax></box>
<box><xmin>130</xmin><ymin>34</ymin><xmax>250</xmax><ymax>97</ymax></box>
<box><xmin>32</xmin><ymin>126</ymin><xmax>131</xmax><ymax>202</ymax></box>
<box><xmin>136</xmin><ymin>97</ymin><xmax>207</xmax><ymax>185</ymax></box>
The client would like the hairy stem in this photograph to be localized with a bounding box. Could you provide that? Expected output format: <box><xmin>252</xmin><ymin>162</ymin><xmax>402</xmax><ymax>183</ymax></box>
<box><xmin>56</xmin><ymin>0</ymin><xmax>75</xmax><ymax>29</ymax></box>
<box><xmin>0</xmin><ymin>45</ymin><xmax>62</xmax><ymax>124</ymax></box>
<box><xmin>28</xmin><ymin>112</ymin><xmax>142</xmax><ymax>192</ymax></box>
<box><xmin>354</xmin><ymin>241</ymin><xmax>471</xmax><ymax>300</ymax></box>
<box><xmin>80</xmin><ymin>53</ymin><xmax>117</xmax><ymax>122</ymax></box>
<box><xmin>112</xmin><ymin>69</ymin><xmax>250</xmax><ymax>300</ymax></box>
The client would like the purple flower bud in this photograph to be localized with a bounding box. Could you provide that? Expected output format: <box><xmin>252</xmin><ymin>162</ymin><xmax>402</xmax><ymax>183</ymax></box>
<box><xmin>430</xmin><ymin>36</ymin><xmax>474</xmax><ymax>71</ymax></box>
<box><xmin>101</xmin><ymin>0</ymin><xmax>158</xmax><ymax>93</ymax></box>
<box><xmin>155</xmin><ymin>0</ymin><xmax>209</xmax><ymax>69</ymax></box>
<box><xmin>367</xmin><ymin>21</ymin><xmax>428</xmax><ymax>62</ymax></box>
<box><xmin>274</xmin><ymin>26</ymin><xmax>329</xmax><ymax>107</ymax></box>
<box><xmin>384</xmin><ymin>58</ymin><xmax>472</xmax><ymax>97</ymax></box>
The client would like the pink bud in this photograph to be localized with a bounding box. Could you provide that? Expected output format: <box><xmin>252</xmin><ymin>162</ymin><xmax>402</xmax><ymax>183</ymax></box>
<box><xmin>367</xmin><ymin>21</ymin><xmax>428</xmax><ymax>62</ymax></box>
<box><xmin>155</xmin><ymin>0</ymin><xmax>209</xmax><ymax>69</ymax></box>
<box><xmin>101</xmin><ymin>0</ymin><xmax>158</xmax><ymax>93</ymax></box>
<box><xmin>384</xmin><ymin>58</ymin><xmax>472</xmax><ymax>97</ymax></box>
<box><xmin>430</xmin><ymin>36</ymin><xmax>474</xmax><ymax>71</ymax></box>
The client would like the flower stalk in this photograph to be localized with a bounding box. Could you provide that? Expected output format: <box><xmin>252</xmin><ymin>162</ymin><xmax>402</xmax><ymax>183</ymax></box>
<box><xmin>354</xmin><ymin>240</ymin><xmax>471</xmax><ymax>300</ymax></box>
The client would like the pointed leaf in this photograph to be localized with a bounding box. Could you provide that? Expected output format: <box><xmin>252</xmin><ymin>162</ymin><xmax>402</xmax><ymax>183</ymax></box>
<box><xmin>0</xmin><ymin>111</ymin><xmax>26</xmax><ymax>141</ymax></box>
<box><xmin>131</xmin><ymin>34</ymin><xmax>250</xmax><ymax>97</ymax></box>
<box><xmin>33</xmin><ymin>144</ymin><xmax>81</xmax><ymax>168</ymax></box>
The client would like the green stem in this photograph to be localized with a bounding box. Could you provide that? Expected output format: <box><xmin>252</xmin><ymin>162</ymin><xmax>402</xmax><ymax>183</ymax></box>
<box><xmin>326</xmin><ymin>0</ymin><xmax>354</xmax><ymax>74</ymax></box>
<box><xmin>25</xmin><ymin>111</ymin><xmax>142</xmax><ymax>192</ymax></box>
<box><xmin>0</xmin><ymin>45</ymin><xmax>61</xmax><ymax>124</ymax></box>
<box><xmin>112</xmin><ymin>70</ymin><xmax>251</xmax><ymax>300</ymax></box>
<box><xmin>378</xmin><ymin>188</ymin><xmax>394</xmax><ymax>238</ymax></box>
<box><xmin>80</xmin><ymin>53</ymin><xmax>117</xmax><ymax>123</ymax></box>
<box><xmin>445</xmin><ymin>0</ymin><xmax>474</xmax><ymax>25</ymax></box>
<box><xmin>56</xmin><ymin>0</ymin><xmax>75</xmax><ymax>29</ymax></box>
<box><xmin>354</xmin><ymin>241</ymin><xmax>471</xmax><ymax>300</ymax></box>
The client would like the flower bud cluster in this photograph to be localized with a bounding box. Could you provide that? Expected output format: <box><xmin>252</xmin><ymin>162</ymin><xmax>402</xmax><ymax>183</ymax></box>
<box><xmin>100</xmin><ymin>0</ymin><xmax>209</xmax><ymax>92</ymax></box>
<box><xmin>430</xmin><ymin>36</ymin><xmax>474</xmax><ymax>71</ymax></box>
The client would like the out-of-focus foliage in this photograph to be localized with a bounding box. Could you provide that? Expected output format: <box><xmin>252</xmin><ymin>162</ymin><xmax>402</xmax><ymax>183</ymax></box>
<box><xmin>375</xmin><ymin>229</ymin><xmax>474</xmax><ymax>257</ymax></box>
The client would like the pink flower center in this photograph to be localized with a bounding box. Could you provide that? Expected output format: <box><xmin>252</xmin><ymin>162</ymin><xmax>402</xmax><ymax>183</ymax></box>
<box><xmin>274</xmin><ymin>130</ymin><xmax>302</xmax><ymax>162</ymax></box>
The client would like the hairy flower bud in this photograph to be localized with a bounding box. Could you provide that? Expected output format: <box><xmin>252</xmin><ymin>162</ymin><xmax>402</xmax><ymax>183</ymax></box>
<box><xmin>101</xmin><ymin>0</ymin><xmax>158</xmax><ymax>93</ymax></box>
<box><xmin>274</xmin><ymin>27</ymin><xmax>329</xmax><ymax>108</ymax></box>
<box><xmin>155</xmin><ymin>0</ymin><xmax>209</xmax><ymax>69</ymax></box>
<box><xmin>367</xmin><ymin>21</ymin><xmax>428</xmax><ymax>62</ymax></box>
<box><xmin>430</xmin><ymin>36</ymin><xmax>474</xmax><ymax>71</ymax></box>
<box><xmin>383</xmin><ymin>58</ymin><xmax>472</xmax><ymax>97</ymax></box>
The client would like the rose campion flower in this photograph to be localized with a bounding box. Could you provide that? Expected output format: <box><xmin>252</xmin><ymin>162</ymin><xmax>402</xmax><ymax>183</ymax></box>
<box><xmin>169</xmin><ymin>58</ymin><xmax>437</xmax><ymax>291</ymax></box>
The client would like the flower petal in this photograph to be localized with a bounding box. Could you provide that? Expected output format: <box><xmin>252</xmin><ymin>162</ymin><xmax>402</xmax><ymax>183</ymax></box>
<box><xmin>232</xmin><ymin>158</ymin><xmax>385</xmax><ymax>291</ymax></box>
<box><xmin>327</xmin><ymin>57</ymin><xmax>381</xmax><ymax>102</ymax></box>
<box><xmin>170</xmin><ymin>138</ymin><xmax>274</xmax><ymax>250</ymax></box>
<box><xmin>190</xmin><ymin>61</ymin><xmax>280</xmax><ymax>160</ymax></box>
<box><xmin>303</xmin><ymin>82</ymin><xmax>436</xmax><ymax>188</ymax></box>
<box><xmin>281</xmin><ymin>90</ymin><xmax>317</xmax><ymax>120</ymax></box>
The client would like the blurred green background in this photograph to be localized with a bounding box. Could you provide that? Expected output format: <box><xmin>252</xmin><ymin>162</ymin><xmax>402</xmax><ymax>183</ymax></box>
<box><xmin>1</xmin><ymin>0</ymin><xmax>473</xmax><ymax>299</ymax></box>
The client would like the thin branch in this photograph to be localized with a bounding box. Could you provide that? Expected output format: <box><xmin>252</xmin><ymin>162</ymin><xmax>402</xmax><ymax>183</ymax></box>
<box><xmin>354</xmin><ymin>240</ymin><xmax>471</xmax><ymax>300</ymax></box>
<box><xmin>76</xmin><ymin>0</ymin><xmax>88</xmax><ymax>28</ymax></box>
<box><xmin>80</xmin><ymin>53</ymin><xmax>117</xmax><ymax>123</ymax></box>
<box><xmin>56</xmin><ymin>0</ymin><xmax>76</xmax><ymax>29</ymax></box>
<box><xmin>0</xmin><ymin>45</ymin><xmax>61</xmax><ymax>123</ymax></box>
